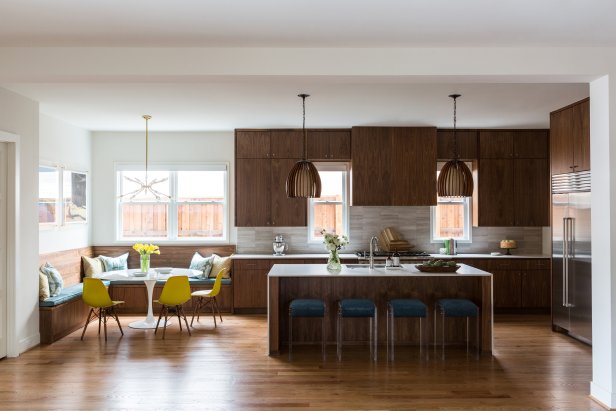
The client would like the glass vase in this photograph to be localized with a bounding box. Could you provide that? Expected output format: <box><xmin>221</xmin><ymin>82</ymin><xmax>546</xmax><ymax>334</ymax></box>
<box><xmin>327</xmin><ymin>250</ymin><xmax>342</xmax><ymax>273</ymax></box>
<box><xmin>140</xmin><ymin>254</ymin><xmax>150</xmax><ymax>273</ymax></box>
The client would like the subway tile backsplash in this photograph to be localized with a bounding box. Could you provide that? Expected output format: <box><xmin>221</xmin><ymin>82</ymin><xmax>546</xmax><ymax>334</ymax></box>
<box><xmin>236</xmin><ymin>206</ymin><xmax>545</xmax><ymax>255</ymax></box>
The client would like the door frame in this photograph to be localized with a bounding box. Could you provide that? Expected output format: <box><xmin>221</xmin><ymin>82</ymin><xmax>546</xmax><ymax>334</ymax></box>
<box><xmin>0</xmin><ymin>131</ymin><xmax>19</xmax><ymax>357</ymax></box>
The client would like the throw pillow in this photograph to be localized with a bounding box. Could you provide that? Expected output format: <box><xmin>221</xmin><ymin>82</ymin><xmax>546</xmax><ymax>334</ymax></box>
<box><xmin>39</xmin><ymin>272</ymin><xmax>50</xmax><ymax>300</ymax></box>
<box><xmin>40</xmin><ymin>262</ymin><xmax>64</xmax><ymax>297</ymax></box>
<box><xmin>210</xmin><ymin>254</ymin><xmax>233</xmax><ymax>279</ymax></box>
<box><xmin>99</xmin><ymin>253</ymin><xmax>129</xmax><ymax>272</ymax></box>
<box><xmin>189</xmin><ymin>252</ymin><xmax>214</xmax><ymax>279</ymax></box>
<box><xmin>82</xmin><ymin>255</ymin><xmax>104</xmax><ymax>277</ymax></box>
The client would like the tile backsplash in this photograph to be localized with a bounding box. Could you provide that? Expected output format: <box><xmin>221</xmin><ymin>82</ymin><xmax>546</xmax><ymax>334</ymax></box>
<box><xmin>236</xmin><ymin>206</ymin><xmax>546</xmax><ymax>255</ymax></box>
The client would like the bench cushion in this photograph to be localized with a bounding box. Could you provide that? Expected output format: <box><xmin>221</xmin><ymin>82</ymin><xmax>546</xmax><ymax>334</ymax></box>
<box><xmin>39</xmin><ymin>280</ymin><xmax>111</xmax><ymax>307</ymax></box>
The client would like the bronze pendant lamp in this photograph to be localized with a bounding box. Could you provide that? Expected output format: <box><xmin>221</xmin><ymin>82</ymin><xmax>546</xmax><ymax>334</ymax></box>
<box><xmin>286</xmin><ymin>94</ymin><xmax>322</xmax><ymax>198</ymax></box>
<box><xmin>437</xmin><ymin>94</ymin><xmax>474</xmax><ymax>197</ymax></box>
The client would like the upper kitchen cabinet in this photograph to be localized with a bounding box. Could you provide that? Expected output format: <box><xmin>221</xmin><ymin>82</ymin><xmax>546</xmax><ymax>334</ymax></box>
<box><xmin>351</xmin><ymin>126</ymin><xmax>437</xmax><ymax>206</ymax></box>
<box><xmin>437</xmin><ymin>129</ymin><xmax>478</xmax><ymax>160</ymax></box>
<box><xmin>479</xmin><ymin>130</ymin><xmax>549</xmax><ymax>159</ymax></box>
<box><xmin>550</xmin><ymin>98</ymin><xmax>590</xmax><ymax>175</ymax></box>
<box><xmin>306</xmin><ymin>129</ymin><xmax>351</xmax><ymax>160</ymax></box>
<box><xmin>235</xmin><ymin>129</ymin><xmax>304</xmax><ymax>159</ymax></box>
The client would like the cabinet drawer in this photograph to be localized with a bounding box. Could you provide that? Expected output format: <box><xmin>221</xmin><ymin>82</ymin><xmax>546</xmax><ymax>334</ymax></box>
<box><xmin>526</xmin><ymin>259</ymin><xmax>551</xmax><ymax>270</ymax></box>
<box><xmin>235</xmin><ymin>259</ymin><xmax>272</xmax><ymax>271</ymax></box>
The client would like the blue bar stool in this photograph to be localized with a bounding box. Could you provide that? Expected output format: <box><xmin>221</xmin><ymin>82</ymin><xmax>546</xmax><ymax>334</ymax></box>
<box><xmin>434</xmin><ymin>298</ymin><xmax>480</xmax><ymax>359</ymax></box>
<box><xmin>337</xmin><ymin>299</ymin><xmax>377</xmax><ymax>362</ymax></box>
<box><xmin>288</xmin><ymin>299</ymin><xmax>326</xmax><ymax>360</ymax></box>
<box><xmin>387</xmin><ymin>299</ymin><xmax>428</xmax><ymax>361</ymax></box>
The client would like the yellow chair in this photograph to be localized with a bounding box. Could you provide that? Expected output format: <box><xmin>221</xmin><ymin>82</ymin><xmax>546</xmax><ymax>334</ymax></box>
<box><xmin>191</xmin><ymin>269</ymin><xmax>227</xmax><ymax>327</ymax></box>
<box><xmin>155</xmin><ymin>275</ymin><xmax>192</xmax><ymax>339</ymax></box>
<box><xmin>80</xmin><ymin>278</ymin><xmax>124</xmax><ymax>341</ymax></box>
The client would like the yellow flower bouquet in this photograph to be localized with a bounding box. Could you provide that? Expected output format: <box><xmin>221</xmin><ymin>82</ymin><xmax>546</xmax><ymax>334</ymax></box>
<box><xmin>133</xmin><ymin>243</ymin><xmax>160</xmax><ymax>272</ymax></box>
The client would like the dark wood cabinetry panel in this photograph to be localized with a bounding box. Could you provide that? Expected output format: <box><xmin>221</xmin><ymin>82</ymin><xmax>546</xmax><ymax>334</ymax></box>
<box><xmin>307</xmin><ymin>130</ymin><xmax>351</xmax><ymax>160</ymax></box>
<box><xmin>514</xmin><ymin>130</ymin><xmax>549</xmax><ymax>159</ymax></box>
<box><xmin>479</xmin><ymin>131</ymin><xmax>515</xmax><ymax>158</ymax></box>
<box><xmin>270</xmin><ymin>130</ymin><xmax>304</xmax><ymax>158</ymax></box>
<box><xmin>514</xmin><ymin>159</ymin><xmax>550</xmax><ymax>226</ymax></box>
<box><xmin>271</xmin><ymin>159</ymin><xmax>307</xmax><ymax>226</ymax></box>
<box><xmin>492</xmin><ymin>270</ymin><xmax>522</xmax><ymax>308</ymax></box>
<box><xmin>234</xmin><ymin>269</ymin><xmax>269</xmax><ymax>310</ymax></box>
<box><xmin>351</xmin><ymin>127</ymin><xmax>393</xmax><ymax>206</ymax></box>
<box><xmin>437</xmin><ymin>129</ymin><xmax>478</xmax><ymax>160</ymax></box>
<box><xmin>550</xmin><ymin>98</ymin><xmax>590</xmax><ymax>175</ymax></box>
<box><xmin>521</xmin><ymin>270</ymin><xmax>551</xmax><ymax>308</ymax></box>
<box><xmin>235</xmin><ymin>159</ymin><xmax>271</xmax><ymax>226</ymax></box>
<box><xmin>478</xmin><ymin>159</ymin><xmax>515</xmax><ymax>226</ymax></box>
<box><xmin>236</xmin><ymin>130</ymin><xmax>271</xmax><ymax>159</ymax></box>
<box><xmin>392</xmin><ymin>127</ymin><xmax>437</xmax><ymax>206</ymax></box>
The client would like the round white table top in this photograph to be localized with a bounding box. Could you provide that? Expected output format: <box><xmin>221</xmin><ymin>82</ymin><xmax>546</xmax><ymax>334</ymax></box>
<box><xmin>94</xmin><ymin>267</ymin><xmax>202</xmax><ymax>281</ymax></box>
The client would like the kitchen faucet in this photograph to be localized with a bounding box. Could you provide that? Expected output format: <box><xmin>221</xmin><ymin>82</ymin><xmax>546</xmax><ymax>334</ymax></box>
<box><xmin>369</xmin><ymin>236</ymin><xmax>379</xmax><ymax>269</ymax></box>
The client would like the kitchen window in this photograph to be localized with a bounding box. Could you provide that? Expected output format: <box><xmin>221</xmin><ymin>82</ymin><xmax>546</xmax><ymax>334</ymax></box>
<box><xmin>116</xmin><ymin>164</ymin><xmax>228</xmax><ymax>242</ymax></box>
<box><xmin>39</xmin><ymin>165</ymin><xmax>88</xmax><ymax>226</ymax></box>
<box><xmin>430</xmin><ymin>162</ymin><xmax>472</xmax><ymax>243</ymax></box>
<box><xmin>308</xmin><ymin>163</ymin><xmax>349</xmax><ymax>242</ymax></box>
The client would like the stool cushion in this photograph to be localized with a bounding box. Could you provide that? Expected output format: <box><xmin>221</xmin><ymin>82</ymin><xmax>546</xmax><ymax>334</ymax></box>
<box><xmin>388</xmin><ymin>299</ymin><xmax>427</xmax><ymax>318</ymax></box>
<box><xmin>436</xmin><ymin>299</ymin><xmax>478</xmax><ymax>317</ymax></box>
<box><xmin>289</xmin><ymin>299</ymin><xmax>325</xmax><ymax>317</ymax></box>
<box><xmin>339</xmin><ymin>299</ymin><xmax>375</xmax><ymax>317</ymax></box>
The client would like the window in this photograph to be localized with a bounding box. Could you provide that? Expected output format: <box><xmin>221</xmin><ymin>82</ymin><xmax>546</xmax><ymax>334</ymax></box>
<box><xmin>431</xmin><ymin>162</ymin><xmax>472</xmax><ymax>242</ymax></box>
<box><xmin>39</xmin><ymin>165</ymin><xmax>88</xmax><ymax>226</ymax></box>
<box><xmin>308</xmin><ymin>164</ymin><xmax>349</xmax><ymax>242</ymax></box>
<box><xmin>116</xmin><ymin>164</ymin><xmax>228</xmax><ymax>241</ymax></box>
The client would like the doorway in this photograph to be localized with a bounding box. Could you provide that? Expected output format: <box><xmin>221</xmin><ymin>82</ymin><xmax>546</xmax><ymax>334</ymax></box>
<box><xmin>0</xmin><ymin>142</ymin><xmax>7</xmax><ymax>358</ymax></box>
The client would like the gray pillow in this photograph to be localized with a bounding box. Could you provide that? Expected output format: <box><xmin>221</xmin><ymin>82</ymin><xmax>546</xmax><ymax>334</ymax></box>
<box><xmin>40</xmin><ymin>263</ymin><xmax>64</xmax><ymax>297</ymax></box>
<box><xmin>99</xmin><ymin>253</ymin><xmax>129</xmax><ymax>272</ymax></box>
<box><xmin>189</xmin><ymin>252</ymin><xmax>214</xmax><ymax>279</ymax></box>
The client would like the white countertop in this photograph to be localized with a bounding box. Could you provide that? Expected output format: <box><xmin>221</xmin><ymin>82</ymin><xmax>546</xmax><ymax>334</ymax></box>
<box><xmin>268</xmin><ymin>263</ymin><xmax>491</xmax><ymax>277</ymax></box>
<box><xmin>94</xmin><ymin>268</ymin><xmax>201</xmax><ymax>281</ymax></box>
<box><xmin>232</xmin><ymin>253</ymin><xmax>358</xmax><ymax>260</ymax></box>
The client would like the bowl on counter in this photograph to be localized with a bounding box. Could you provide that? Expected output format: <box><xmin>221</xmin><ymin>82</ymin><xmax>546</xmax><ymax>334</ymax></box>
<box><xmin>155</xmin><ymin>267</ymin><xmax>173</xmax><ymax>274</ymax></box>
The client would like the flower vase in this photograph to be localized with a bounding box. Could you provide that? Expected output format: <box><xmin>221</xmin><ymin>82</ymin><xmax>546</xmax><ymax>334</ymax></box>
<box><xmin>140</xmin><ymin>254</ymin><xmax>150</xmax><ymax>273</ymax></box>
<box><xmin>327</xmin><ymin>250</ymin><xmax>342</xmax><ymax>273</ymax></box>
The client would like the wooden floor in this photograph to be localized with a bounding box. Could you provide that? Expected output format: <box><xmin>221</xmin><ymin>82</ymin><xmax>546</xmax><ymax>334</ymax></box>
<box><xmin>0</xmin><ymin>314</ymin><xmax>601</xmax><ymax>411</ymax></box>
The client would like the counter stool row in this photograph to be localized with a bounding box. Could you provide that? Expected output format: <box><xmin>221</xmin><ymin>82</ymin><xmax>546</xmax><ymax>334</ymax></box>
<box><xmin>288</xmin><ymin>298</ymin><xmax>480</xmax><ymax>361</ymax></box>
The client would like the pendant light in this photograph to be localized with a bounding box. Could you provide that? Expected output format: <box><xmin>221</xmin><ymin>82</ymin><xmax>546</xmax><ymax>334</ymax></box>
<box><xmin>286</xmin><ymin>94</ymin><xmax>322</xmax><ymax>198</ymax></box>
<box><xmin>437</xmin><ymin>94</ymin><xmax>474</xmax><ymax>197</ymax></box>
<box><xmin>119</xmin><ymin>115</ymin><xmax>170</xmax><ymax>201</ymax></box>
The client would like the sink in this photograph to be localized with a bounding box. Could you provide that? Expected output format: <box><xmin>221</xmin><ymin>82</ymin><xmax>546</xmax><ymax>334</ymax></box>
<box><xmin>345</xmin><ymin>264</ymin><xmax>386</xmax><ymax>269</ymax></box>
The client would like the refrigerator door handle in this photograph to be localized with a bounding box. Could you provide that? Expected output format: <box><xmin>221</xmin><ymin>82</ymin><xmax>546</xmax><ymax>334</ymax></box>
<box><xmin>564</xmin><ymin>217</ymin><xmax>574</xmax><ymax>308</ymax></box>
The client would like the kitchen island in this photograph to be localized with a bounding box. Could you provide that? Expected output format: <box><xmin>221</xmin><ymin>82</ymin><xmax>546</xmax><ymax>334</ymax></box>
<box><xmin>267</xmin><ymin>263</ymin><xmax>493</xmax><ymax>356</ymax></box>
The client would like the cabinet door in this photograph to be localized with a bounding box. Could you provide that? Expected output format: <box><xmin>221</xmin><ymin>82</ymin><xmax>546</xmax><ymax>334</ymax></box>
<box><xmin>392</xmin><ymin>127</ymin><xmax>437</xmax><ymax>206</ymax></box>
<box><xmin>572</xmin><ymin>99</ymin><xmax>590</xmax><ymax>172</ymax></box>
<box><xmin>550</xmin><ymin>110</ymin><xmax>574</xmax><ymax>175</ymax></box>
<box><xmin>233</xmin><ymin>269</ymin><xmax>269</xmax><ymax>308</ymax></box>
<box><xmin>270</xmin><ymin>130</ymin><xmax>304</xmax><ymax>159</ymax></box>
<box><xmin>514</xmin><ymin>159</ymin><xmax>549</xmax><ymax>226</ymax></box>
<box><xmin>270</xmin><ymin>159</ymin><xmax>307</xmax><ymax>226</ymax></box>
<box><xmin>307</xmin><ymin>130</ymin><xmax>351</xmax><ymax>160</ymax></box>
<box><xmin>236</xmin><ymin>130</ymin><xmax>271</xmax><ymax>159</ymax></box>
<box><xmin>478</xmin><ymin>159</ymin><xmax>515</xmax><ymax>226</ymax></box>
<box><xmin>351</xmin><ymin>127</ymin><xmax>392</xmax><ymax>206</ymax></box>
<box><xmin>479</xmin><ymin>131</ymin><xmax>515</xmax><ymax>159</ymax></box>
<box><xmin>492</xmin><ymin>270</ymin><xmax>522</xmax><ymax>308</ymax></box>
<box><xmin>436</xmin><ymin>129</ymin><xmax>478</xmax><ymax>160</ymax></box>
<box><xmin>235</xmin><ymin>159</ymin><xmax>271</xmax><ymax>226</ymax></box>
<box><xmin>521</xmin><ymin>269</ymin><xmax>551</xmax><ymax>308</ymax></box>
<box><xmin>306</xmin><ymin>130</ymin><xmax>331</xmax><ymax>160</ymax></box>
<box><xmin>513</xmin><ymin>130</ymin><xmax>549</xmax><ymax>159</ymax></box>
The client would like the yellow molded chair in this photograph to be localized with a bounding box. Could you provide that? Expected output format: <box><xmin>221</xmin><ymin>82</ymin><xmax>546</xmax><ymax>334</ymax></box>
<box><xmin>81</xmin><ymin>278</ymin><xmax>124</xmax><ymax>341</ymax></box>
<box><xmin>191</xmin><ymin>269</ymin><xmax>227</xmax><ymax>327</ymax></box>
<box><xmin>155</xmin><ymin>275</ymin><xmax>192</xmax><ymax>339</ymax></box>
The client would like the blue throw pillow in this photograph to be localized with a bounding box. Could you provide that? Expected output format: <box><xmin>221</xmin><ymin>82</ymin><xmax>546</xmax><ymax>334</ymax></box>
<box><xmin>189</xmin><ymin>252</ymin><xmax>214</xmax><ymax>279</ymax></box>
<box><xmin>40</xmin><ymin>262</ymin><xmax>64</xmax><ymax>297</ymax></box>
<box><xmin>100</xmin><ymin>253</ymin><xmax>129</xmax><ymax>272</ymax></box>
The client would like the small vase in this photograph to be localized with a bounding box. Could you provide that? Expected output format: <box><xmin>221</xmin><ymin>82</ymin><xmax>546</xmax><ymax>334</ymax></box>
<box><xmin>327</xmin><ymin>250</ymin><xmax>342</xmax><ymax>273</ymax></box>
<box><xmin>140</xmin><ymin>254</ymin><xmax>150</xmax><ymax>273</ymax></box>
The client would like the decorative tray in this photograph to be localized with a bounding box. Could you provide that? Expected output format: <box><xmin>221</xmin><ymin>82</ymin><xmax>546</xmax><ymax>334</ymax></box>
<box><xmin>132</xmin><ymin>272</ymin><xmax>148</xmax><ymax>277</ymax></box>
<box><xmin>415</xmin><ymin>264</ymin><xmax>460</xmax><ymax>273</ymax></box>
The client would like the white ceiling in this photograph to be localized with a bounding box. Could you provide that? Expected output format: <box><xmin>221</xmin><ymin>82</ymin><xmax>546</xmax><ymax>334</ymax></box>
<box><xmin>0</xmin><ymin>1</ymin><xmax>602</xmax><ymax>131</ymax></box>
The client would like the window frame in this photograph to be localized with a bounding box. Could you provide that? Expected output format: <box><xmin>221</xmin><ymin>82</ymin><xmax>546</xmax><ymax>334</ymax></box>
<box><xmin>307</xmin><ymin>162</ymin><xmax>350</xmax><ymax>244</ymax></box>
<box><xmin>39</xmin><ymin>163</ymin><xmax>88</xmax><ymax>229</ymax></box>
<box><xmin>430</xmin><ymin>161</ymin><xmax>473</xmax><ymax>243</ymax></box>
<box><xmin>115</xmin><ymin>162</ymin><xmax>229</xmax><ymax>243</ymax></box>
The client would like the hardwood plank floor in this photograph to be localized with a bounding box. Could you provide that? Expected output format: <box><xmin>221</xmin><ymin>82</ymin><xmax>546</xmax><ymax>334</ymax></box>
<box><xmin>0</xmin><ymin>314</ymin><xmax>601</xmax><ymax>410</ymax></box>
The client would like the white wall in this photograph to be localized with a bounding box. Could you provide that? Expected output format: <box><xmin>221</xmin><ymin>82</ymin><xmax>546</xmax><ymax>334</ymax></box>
<box><xmin>91</xmin><ymin>130</ymin><xmax>235</xmax><ymax>245</ymax></box>
<box><xmin>39</xmin><ymin>114</ymin><xmax>91</xmax><ymax>254</ymax></box>
<box><xmin>0</xmin><ymin>87</ymin><xmax>40</xmax><ymax>354</ymax></box>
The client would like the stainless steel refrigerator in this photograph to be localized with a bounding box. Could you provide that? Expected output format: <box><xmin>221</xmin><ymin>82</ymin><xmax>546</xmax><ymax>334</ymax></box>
<box><xmin>552</xmin><ymin>171</ymin><xmax>592</xmax><ymax>345</ymax></box>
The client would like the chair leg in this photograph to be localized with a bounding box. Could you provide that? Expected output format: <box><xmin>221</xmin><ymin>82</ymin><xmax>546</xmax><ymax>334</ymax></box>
<box><xmin>191</xmin><ymin>297</ymin><xmax>201</xmax><ymax>327</ymax></box>
<box><xmin>155</xmin><ymin>305</ymin><xmax>164</xmax><ymax>335</ymax></box>
<box><xmin>162</xmin><ymin>306</ymin><xmax>169</xmax><ymax>339</ymax></box>
<box><xmin>176</xmin><ymin>306</ymin><xmax>183</xmax><ymax>331</ymax></box>
<box><xmin>112</xmin><ymin>306</ymin><xmax>124</xmax><ymax>336</ymax></box>
<box><xmin>98</xmin><ymin>308</ymin><xmax>102</xmax><ymax>335</ymax></box>
<box><xmin>81</xmin><ymin>308</ymin><xmax>94</xmax><ymax>340</ymax></box>
<box><xmin>213</xmin><ymin>297</ymin><xmax>223</xmax><ymax>323</ymax></box>
<box><xmin>210</xmin><ymin>298</ymin><xmax>217</xmax><ymax>327</ymax></box>
<box><xmin>102</xmin><ymin>308</ymin><xmax>108</xmax><ymax>342</ymax></box>
<box><xmin>181</xmin><ymin>306</ymin><xmax>191</xmax><ymax>336</ymax></box>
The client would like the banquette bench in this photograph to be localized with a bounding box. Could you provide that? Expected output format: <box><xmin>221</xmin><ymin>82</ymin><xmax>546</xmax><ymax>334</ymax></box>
<box><xmin>39</xmin><ymin>245</ymin><xmax>235</xmax><ymax>344</ymax></box>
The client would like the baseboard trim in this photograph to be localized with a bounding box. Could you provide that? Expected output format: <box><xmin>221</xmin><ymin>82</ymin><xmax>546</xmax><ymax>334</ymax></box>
<box><xmin>591</xmin><ymin>381</ymin><xmax>616</xmax><ymax>410</ymax></box>
<box><xmin>16</xmin><ymin>333</ymin><xmax>40</xmax><ymax>356</ymax></box>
